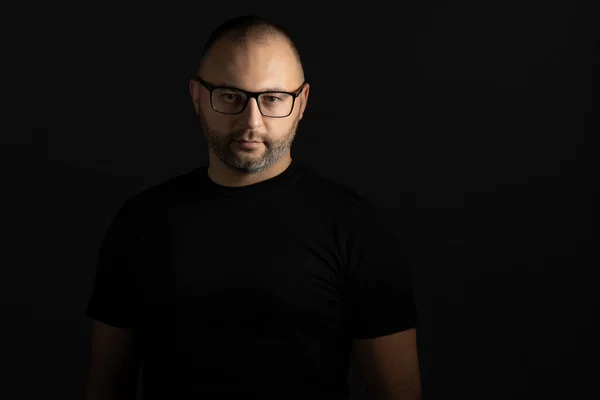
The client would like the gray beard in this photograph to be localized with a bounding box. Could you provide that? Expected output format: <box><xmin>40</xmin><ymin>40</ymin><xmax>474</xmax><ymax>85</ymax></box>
<box><xmin>199</xmin><ymin>112</ymin><xmax>300</xmax><ymax>174</ymax></box>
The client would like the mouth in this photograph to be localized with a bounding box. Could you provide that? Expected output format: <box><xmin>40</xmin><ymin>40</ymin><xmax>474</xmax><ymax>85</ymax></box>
<box><xmin>232</xmin><ymin>140</ymin><xmax>262</xmax><ymax>150</ymax></box>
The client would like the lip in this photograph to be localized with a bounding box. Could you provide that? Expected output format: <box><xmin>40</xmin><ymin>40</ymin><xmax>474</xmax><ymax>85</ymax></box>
<box><xmin>233</xmin><ymin>140</ymin><xmax>262</xmax><ymax>150</ymax></box>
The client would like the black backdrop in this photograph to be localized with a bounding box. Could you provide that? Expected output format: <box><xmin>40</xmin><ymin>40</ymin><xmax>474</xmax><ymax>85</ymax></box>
<box><xmin>10</xmin><ymin>1</ymin><xmax>596</xmax><ymax>399</ymax></box>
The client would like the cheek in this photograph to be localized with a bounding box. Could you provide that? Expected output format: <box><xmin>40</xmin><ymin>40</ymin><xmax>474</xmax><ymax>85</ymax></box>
<box><xmin>274</xmin><ymin>121</ymin><xmax>296</xmax><ymax>136</ymax></box>
<box><xmin>201</xmin><ymin>107</ymin><xmax>229</xmax><ymax>129</ymax></box>
<box><xmin>267</xmin><ymin>120</ymin><xmax>289</xmax><ymax>133</ymax></box>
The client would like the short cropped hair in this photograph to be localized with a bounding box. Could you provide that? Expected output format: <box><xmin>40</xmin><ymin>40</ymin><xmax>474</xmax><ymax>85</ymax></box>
<box><xmin>196</xmin><ymin>14</ymin><xmax>304</xmax><ymax>76</ymax></box>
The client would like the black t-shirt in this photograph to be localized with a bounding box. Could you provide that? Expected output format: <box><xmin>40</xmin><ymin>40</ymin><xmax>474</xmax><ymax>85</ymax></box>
<box><xmin>86</xmin><ymin>159</ymin><xmax>417</xmax><ymax>399</ymax></box>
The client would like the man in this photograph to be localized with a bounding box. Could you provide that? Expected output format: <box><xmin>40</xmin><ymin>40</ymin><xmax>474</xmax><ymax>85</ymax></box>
<box><xmin>85</xmin><ymin>15</ymin><xmax>421</xmax><ymax>400</ymax></box>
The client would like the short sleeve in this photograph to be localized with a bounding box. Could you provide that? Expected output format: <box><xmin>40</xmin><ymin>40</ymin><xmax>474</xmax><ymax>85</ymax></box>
<box><xmin>345</xmin><ymin>200</ymin><xmax>418</xmax><ymax>339</ymax></box>
<box><xmin>86</xmin><ymin>198</ymin><xmax>143</xmax><ymax>328</ymax></box>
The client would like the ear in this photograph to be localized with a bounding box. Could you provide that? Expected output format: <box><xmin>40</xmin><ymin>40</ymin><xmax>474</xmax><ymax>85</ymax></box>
<box><xmin>297</xmin><ymin>83</ymin><xmax>310</xmax><ymax>121</ymax></box>
<box><xmin>189</xmin><ymin>78</ymin><xmax>200</xmax><ymax>114</ymax></box>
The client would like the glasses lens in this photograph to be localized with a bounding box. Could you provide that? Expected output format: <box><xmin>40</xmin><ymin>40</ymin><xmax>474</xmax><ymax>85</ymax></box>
<box><xmin>212</xmin><ymin>89</ymin><xmax>293</xmax><ymax>117</ymax></box>
<box><xmin>257</xmin><ymin>93</ymin><xmax>294</xmax><ymax>117</ymax></box>
<box><xmin>212</xmin><ymin>88</ymin><xmax>247</xmax><ymax>114</ymax></box>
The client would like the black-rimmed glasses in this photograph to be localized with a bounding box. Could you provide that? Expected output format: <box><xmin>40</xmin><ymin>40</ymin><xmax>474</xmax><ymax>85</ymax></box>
<box><xmin>191</xmin><ymin>76</ymin><xmax>306</xmax><ymax>118</ymax></box>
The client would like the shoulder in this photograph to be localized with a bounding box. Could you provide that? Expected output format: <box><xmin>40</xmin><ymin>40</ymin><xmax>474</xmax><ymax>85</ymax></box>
<box><xmin>295</xmin><ymin>164</ymin><xmax>407</xmax><ymax>238</ymax></box>
<box><xmin>294</xmin><ymin>163</ymin><xmax>381</xmax><ymax>223</ymax></box>
<box><xmin>117</xmin><ymin>167</ymin><xmax>206</xmax><ymax>222</ymax></box>
<box><xmin>296</xmin><ymin>164</ymin><xmax>370</xmax><ymax>206</ymax></box>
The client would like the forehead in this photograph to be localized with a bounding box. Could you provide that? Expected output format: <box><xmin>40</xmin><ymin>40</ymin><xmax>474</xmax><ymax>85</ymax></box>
<box><xmin>201</xmin><ymin>37</ymin><xmax>301</xmax><ymax>91</ymax></box>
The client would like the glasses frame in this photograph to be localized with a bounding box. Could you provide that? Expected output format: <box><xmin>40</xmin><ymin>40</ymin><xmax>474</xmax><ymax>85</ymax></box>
<box><xmin>191</xmin><ymin>75</ymin><xmax>306</xmax><ymax>118</ymax></box>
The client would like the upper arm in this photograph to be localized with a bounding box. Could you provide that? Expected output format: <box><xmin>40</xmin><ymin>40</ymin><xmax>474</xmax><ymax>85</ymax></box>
<box><xmin>86</xmin><ymin>319</ymin><xmax>141</xmax><ymax>392</ymax></box>
<box><xmin>86</xmin><ymin>197</ymin><xmax>144</xmax><ymax>385</ymax></box>
<box><xmin>345</xmin><ymin>200</ymin><xmax>418</xmax><ymax>339</ymax></box>
<box><xmin>85</xmin><ymin>200</ymin><xmax>146</xmax><ymax>398</ymax></box>
<box><xmin>344</xmin><ymin>200</ymin><xmax>420</xmax><ymax>398</ymax></box>
<box><xmin>353</xmin><ymin>328</ymin><xmax>421</xmax><ymax>400</ymax></box>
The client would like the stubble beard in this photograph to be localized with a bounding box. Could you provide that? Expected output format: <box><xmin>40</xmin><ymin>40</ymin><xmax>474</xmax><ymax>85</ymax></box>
<box><xmin>199</xmin><ymin>112</ymin><xmax>300</xmax><ymax>174</ymax></box>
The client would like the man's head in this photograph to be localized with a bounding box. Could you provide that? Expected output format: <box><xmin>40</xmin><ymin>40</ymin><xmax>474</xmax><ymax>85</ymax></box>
<box><xmin>190</xmin><ymin>15</ymin><xmax>310</xmax><ymax>175</ymax></box>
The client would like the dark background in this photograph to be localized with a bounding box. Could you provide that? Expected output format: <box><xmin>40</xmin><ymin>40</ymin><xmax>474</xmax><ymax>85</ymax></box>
<box><xmin>8</xmin><ymin>1</ymin><xmax>596</xmax><ymax>399</ymax></box>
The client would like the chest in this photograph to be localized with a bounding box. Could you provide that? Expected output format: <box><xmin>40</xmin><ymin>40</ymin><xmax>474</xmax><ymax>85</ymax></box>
<box><xmin>142</xmin><ymin>204</ymin><xmax>348</xmax><ymax>335</ymax></box>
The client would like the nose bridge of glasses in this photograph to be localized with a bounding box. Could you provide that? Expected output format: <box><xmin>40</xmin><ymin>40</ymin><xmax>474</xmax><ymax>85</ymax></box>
<box><xmin>246</xmin><ymin>95</ymin><xmax>261</xmax><ymax>113</ymax></box>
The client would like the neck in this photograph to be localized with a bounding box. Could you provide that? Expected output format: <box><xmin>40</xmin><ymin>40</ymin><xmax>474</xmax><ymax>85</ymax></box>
<box><xmin>207</xmin><ymin>153</ymin><xmax>293</xmax><ymax>188</ymax></box>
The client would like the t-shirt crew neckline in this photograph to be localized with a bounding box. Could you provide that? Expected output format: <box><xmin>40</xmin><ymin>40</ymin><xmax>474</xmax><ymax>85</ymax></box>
<box><xmin>199</xmin><ymin>158</ymin><xmax>302</xmax><ymax>199</ymax></box>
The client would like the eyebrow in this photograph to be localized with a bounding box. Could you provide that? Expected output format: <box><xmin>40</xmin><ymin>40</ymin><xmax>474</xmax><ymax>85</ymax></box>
<box><xmin>217</xmin><ymin>83</ymin><xmax>289</xmax><ymax>93</ymax></box>
<box><xmin>259</xmin><ymin>86</ymin><xmax>288</xmax><ymax>92</ymax></box>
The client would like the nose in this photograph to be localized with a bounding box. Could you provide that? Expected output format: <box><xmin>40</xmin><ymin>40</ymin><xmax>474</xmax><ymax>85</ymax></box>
<box><xmin>239</xmin><ymin>98</ymin><xmax>264</xmax><ymax>129</ymax></box>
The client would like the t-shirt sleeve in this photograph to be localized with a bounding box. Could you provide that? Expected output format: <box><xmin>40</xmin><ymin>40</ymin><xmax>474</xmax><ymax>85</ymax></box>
<box><xmin>86</xmin><ymin>198</ymin><xmax>142</xmax><ymax>328</ymax></box>
<box><xmin>345</xmin><ymin>199</ymin><xmax>418</xmax><ymax>339</ymax></box>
